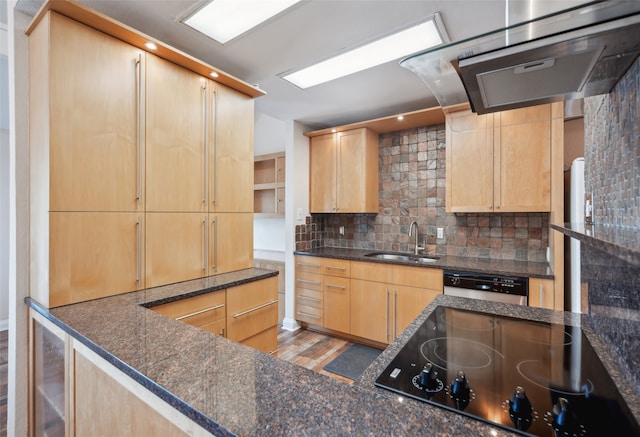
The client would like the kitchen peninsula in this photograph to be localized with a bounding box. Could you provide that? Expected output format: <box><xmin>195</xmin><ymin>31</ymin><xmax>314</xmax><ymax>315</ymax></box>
<box><xmin>27</xmin><ymin>272</ymin><xmax>640</xmax><ymax>436</ymax></box>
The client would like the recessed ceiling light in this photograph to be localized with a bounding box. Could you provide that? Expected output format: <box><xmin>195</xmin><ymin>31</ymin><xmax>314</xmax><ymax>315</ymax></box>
<box><xmin>397</xmin><ymin>116</ymin><xmax>405</xmax><ymax>121</ymax></box>
<box><xmin>210</xmin><ymin>72</ymin><xmax>220</xmax><ymax>78</ymax></box>
<box><xmin>282</xmin><ymin>15</ymin><xmax>448</xmax><ymax>89</ymax></box>
<box><xmin>184</xmin><ymin>0</ymin><xmax>301</xmax><ymax>44</ymax></box>
<box><xmin>145</xmin><ymin>42</ymin><xmax>157</xmax><ymax>50</ymax></box>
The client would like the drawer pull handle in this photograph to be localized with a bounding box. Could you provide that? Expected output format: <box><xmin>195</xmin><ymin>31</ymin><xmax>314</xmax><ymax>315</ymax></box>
<box><xmin>233</xmin><ymin>300</ymin><xmax>278</xmax><ymax>318</ymax></box>
<box><xmin>297</xmin><ymin>279</ymin><xmax>321</xmax><ymax>285</ymax></box>
<box><xmin>296</xmin><ymin>311</ymin><xmax>320</xmax><ymax>320</ymax></box>
<box><xmin>176</xmin><ymin>303</ymin><xmax>225</xmax><ymax>321</ymax></box>
<box><xmin>325</xmin><ymin>284</ymin><xmax>346</xmax><ymax>290</ymax></box>
<box><xmin>297</xmin><ymin>263</ymin><xmax>321</xmax><ymax>268</ymax></box>
<box><xmin>298</xmin><ymin>296</ymin><xmax>321</xmax><ymax>303</ymax></box>
<box><xmin>325</xmin><ymin>266</ymin><xmax>346</xmax><ymax>271</ymax></box>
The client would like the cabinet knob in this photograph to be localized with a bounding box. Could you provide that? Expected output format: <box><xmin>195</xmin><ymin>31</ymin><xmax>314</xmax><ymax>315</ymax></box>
<box><xmin>496</xmin><ymin>205</ymin><xmax>500</xmax><ymax>209</ymax></box>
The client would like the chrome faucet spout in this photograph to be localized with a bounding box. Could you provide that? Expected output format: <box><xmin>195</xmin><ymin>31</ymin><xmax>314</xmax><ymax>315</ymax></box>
<box><xmin>409</xmin><ymin>221</ymin><xmax>424</xmax><ymax>255</ymax></box>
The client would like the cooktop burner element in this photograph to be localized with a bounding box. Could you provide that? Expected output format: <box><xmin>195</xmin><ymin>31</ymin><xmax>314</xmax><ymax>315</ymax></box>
<box><xmin>375</xmin><ymin>306</ymin><xmax>640</xmax><ymax>436</ymax></box>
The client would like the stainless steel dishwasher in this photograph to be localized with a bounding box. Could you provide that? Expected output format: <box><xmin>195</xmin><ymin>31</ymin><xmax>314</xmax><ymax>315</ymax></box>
<box><xmin>443</xmin><ymin>270</ymin><xmax>528</xmax><ymax>305</ymax></box>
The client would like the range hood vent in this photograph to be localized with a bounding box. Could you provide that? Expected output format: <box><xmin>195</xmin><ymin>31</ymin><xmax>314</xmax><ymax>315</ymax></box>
<box><xmin>453</xmin><ymin>13</ymin><xmax>640</xmax><ymax>114</ymax></box>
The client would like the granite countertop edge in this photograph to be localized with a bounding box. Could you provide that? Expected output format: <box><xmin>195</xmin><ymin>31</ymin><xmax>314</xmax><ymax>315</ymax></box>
<box><xmin>294</xmin><ymin>247</ymin><xmax>554</xmax><ymax>279</ymax></box>
<box><xmin>26</xmin><ymin>270</ymin><xmax>640</xmax><ymax>435</ymax></box>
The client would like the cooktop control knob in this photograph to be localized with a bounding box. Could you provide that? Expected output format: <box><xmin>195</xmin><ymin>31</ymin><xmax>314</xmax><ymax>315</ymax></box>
<box><xmin>419</xmin><ymin>363</ymin><xmax>439</xmax><ymax>391</ymax></box>
<box><xmin>551</xmin><ymin>397</ymin><xmax>582</xmax><ymax>436</ymax></box>
<box><xmin>508</xmin><ymin>386</ymin><xmax>533</xmax><ymax>431</ymax></box>
<box><xmin>450</xmin><ymin>371</ymin><xmax>470</xmax><ymax>411</ymax></box>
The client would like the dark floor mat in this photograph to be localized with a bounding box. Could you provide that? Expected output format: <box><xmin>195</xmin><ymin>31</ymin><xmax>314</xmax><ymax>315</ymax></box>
<box><xmin>323</xmin><ymin>343</ymin><xmax>381</xmax><ymax>380</ymax></box>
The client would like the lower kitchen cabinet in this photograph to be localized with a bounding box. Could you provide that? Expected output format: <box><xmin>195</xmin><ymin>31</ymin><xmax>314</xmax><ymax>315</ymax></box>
<box><xmin>29</xmin><ymin>310</ymin><xmax>209</xmax><ymax>436</ymax></box>
<box><xmin>150</xmin><ymin>290</ymin><xmax>226</xmax><ymax>337</ymax></box>
<box><xmin>529</xmin><ymin>278</ymin><xmax>555</xmax><ymax>309</ymax></box>
<box><xmin>295</xmin><ymin>256</ymin><xmax>443</xmax><ymax>345</ymax></box>
<box><xmin>323</xmin><ymin>275</ymin><xmax>350</xmax><ymax>333</ymax></box>
<box><xmin>226</xmin><ymin>276</ymin><xmax>278</xmax><ymax>354</ymax></box>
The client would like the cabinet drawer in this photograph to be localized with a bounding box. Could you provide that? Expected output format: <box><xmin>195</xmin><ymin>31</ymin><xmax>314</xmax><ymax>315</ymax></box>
<box><xmin>296</xmin><ymin>303</ymin><xmax>323</xmax><ymax>325</ymax></box>
<box><xmin>241</xmin><ymin>326</ymin><xmax>277</xmax><ymax>354</ymax></box>
<box><xmin>393</xmin><ymin>266</ymin><xmax>443</xmax><ymax>290</ymax></box>
<box><xmin>351</xmin><ymin>260</ymin><xmax>393</xmax><ymax>282</ymax></box>
<box><xmin>295</xmin><ymin>256</ymin><xmax>323</xmax><ymax>274</ymax></box>
<box><xmin>199</xmin><ymin>318</ymin><xmax>226</xmax><ymax>337</ymax></box>
<box><xmin>295</xmin><ymin>271</ymin><xmax>323</xmax><ymax>292</ymax></box>
<box><xmin>151</xmin><ymin>291</ymin><xmax>225</xmax><ymax>320</ymax></box>
<box><xmin>322</xmin><ymin>258</ymin><xmax>350</xmax><ymax>277</ymax></box>
<box><xmin>296</xmin><ymin>291</ymin><xmax>322</xmax><ymax>308</ymax></box>
<box><xmin>227</xmin><ymin>302</ymin><xmax>278</xmax><ymax>343</ymax></box>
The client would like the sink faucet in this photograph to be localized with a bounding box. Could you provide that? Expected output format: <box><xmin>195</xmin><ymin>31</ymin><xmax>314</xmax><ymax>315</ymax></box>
<box><xmin>409</xmin><ymin>221</ymin><xmax>425</xmax><ymax>255</ymax></box>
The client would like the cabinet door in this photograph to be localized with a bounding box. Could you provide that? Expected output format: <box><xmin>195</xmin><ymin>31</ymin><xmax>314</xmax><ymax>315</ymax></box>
<box><xmin>323</xmin><ymin>276</ymin><xmax>350</xmax><ymax>333</ymax></box>
<box><xmin>48</xmin><ymin>13</ymin><xmax>143</xmax><ymax>212</ymax></box>
<box><xmin>529</xmin><ymin>278</ymin><xmax>555</xmax><ymax>309</ymax></box>
<box><xmin>49</xmin><ymin>212</ymin><xmax>143</xmax><ymax>307</ymax></box>
<box><xmin>145</xmin><ymin>213</ymin><xmax>206</xmax><ymax>288</ymax></box>
<box><xmin>146</xmin><ymin>55</ymin><xmax>206</xmax><ymax>212</ymax></box>
<box><xmin>211</xmin><ymin>84</ymin><xmax>254</xmax><ymax>212</ymax></box>
<box><xmin>394</xmin><ymin>285</ymin><xmax>440</xmax><ymax>338</ymax></box>
<box><xmin>445</xmin><ymin>110</ymin><xmax>494</xmax><ymax>212</ymax></box>
<box><xmin>226</xmin><ymin>277</ymin><xmax>278</xmax><ymax>349</ymax></box>
<box><xmin>210</xmin><ymin>213</ymin><xmax>253</xmax><ymax>274</ymax></box>
<box><xmin>337</xmin><ymin>128</ymin><xmax>378</xmax><ymax>213</ymax></box>
<box><xmin>309</xmin><ymin>133</ymin><xmax>337</xmax><ymax>213</ymax></box>
<box><xmin>494</xmin><ymin>105</ymin><xmax>551</xmax><ymax>212</ymax></box>
<box><xmin>350</xmin><ymin>279</ymin><xmax>390</xmax><ymax>344</ymax></box>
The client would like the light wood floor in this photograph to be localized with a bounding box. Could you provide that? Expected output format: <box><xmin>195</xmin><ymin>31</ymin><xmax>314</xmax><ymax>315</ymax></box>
<box><xmin>276</xmin><ymin>328</ymin><xmax>355</xmax><ymax>384</ymax></box>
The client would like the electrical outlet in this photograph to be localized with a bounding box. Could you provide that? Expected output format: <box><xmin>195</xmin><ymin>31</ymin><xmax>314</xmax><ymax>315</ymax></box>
<box><xmin>437</xmin><ymin>227</ymin><xmax>444</xmax><ymax>239</ymax></box>
<box><xmin>339</xmin><ymin>226</ymin><xmax>345</xmax><ymax>236</ymax></box>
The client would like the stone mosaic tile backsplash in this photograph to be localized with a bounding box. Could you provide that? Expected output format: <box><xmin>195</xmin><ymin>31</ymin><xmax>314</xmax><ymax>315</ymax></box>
<box><xmin>584</xmin><ymin>57</ymin><xmax>639</xmax><ymax>229</ymax></box>
<box><xmin>296</xmin><ymin>124</ymin><xmax>549</xmax><ymax>262</ymax></box>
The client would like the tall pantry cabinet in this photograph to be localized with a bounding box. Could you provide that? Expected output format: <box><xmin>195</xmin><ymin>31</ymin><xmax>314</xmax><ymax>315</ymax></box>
<box><xmin>29</xmin><ymin>8</ymin><xmax>259</xmax><ymax>307</ymax></box>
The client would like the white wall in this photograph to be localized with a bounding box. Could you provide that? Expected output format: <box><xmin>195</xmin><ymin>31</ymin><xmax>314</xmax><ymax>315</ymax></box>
<box><xmin>1</xmin><ymin>23</ymin><xmax>9</xmax><ymax>329</ymax></box>
<box><xmin>253</xmin><ymin>111</ymin><xmax>286</xmax><ymax>260</ymax></box>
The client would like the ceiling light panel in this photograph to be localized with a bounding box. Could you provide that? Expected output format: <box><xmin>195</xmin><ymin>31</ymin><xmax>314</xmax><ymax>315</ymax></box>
<box><xmin>283</xmin><ymin>18</ymin><xmax>445</xmax><ymax>89</ymax></box>
<box><xmin>184</xmin><ymin>0</ymin><xmax>301</xmax><ymax>44</ymax></box>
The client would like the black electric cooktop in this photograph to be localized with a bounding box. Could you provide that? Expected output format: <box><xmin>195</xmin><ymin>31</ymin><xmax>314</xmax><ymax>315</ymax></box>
<box><xmin>375</xmin><ymin>306</ymin><xmax>639</xmax><ymax>436</ymax></box>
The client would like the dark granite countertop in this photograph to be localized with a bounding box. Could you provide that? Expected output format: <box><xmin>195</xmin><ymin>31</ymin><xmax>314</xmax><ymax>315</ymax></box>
<box><xmin>27</xmin><ymin>269</ymin><xmax>639</xmax><ymax>436</ymax></box>
<box><xmin>552</xmin><ymin>223</ymin><xmax>640</xmax><ymax>267</ymax></box>
<box><xmin>294</xmin><ymin>246</ymin><xmax>554</xmax><ymax>279</ymax></box>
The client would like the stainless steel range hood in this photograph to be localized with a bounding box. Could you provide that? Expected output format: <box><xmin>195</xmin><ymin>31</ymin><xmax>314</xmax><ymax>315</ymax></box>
<box><xmin>400</xmin><ymin>3</ymin><xmax>640</xmax><ymax>115</ymax></box>
<box><xmin>454</xmin><ymin>14</ymin><xmax>640</xmax><ymax>114</ymax></box>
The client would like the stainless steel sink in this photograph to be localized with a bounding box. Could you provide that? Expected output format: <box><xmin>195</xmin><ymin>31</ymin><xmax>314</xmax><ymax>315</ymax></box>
<box><xmin>364</xmin><ymin>252</ymin><xmax>438</xmax><ymax>263</ymax></box>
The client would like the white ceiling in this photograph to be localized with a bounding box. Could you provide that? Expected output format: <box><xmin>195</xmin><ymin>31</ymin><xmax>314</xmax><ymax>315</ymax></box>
<box><xmin>15</xmin><ymin>0</ymin><xmax>590</xmax><ymax>129</ymax></box>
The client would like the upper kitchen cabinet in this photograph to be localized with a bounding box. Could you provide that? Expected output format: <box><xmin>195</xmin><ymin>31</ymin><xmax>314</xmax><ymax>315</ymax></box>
<box><xmin>209</xmin><ymin>85</ymin><xmax>254</xmax><ymax>213</ymax></box>
<box><xmin>34</xmin><ymin>12</ymin><xmax>144</xmax><ymax>213</ymax></box>
<box><xmin>146</xmin><ymin>55</ymin><xmax>207</xmax><ymax>212</ymax></box>
<box><xmin>309</xmin><ymin>128</ymin><xmax>379</xmax><ymax>213</ymax></box>
<box><xmin>446</xmin><ymin>104</ymin><xmax>556</xmax><ymax>213</ymax></box>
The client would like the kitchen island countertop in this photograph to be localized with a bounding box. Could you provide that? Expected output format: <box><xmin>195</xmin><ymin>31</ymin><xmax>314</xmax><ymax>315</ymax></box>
<box><xmin>294</xmin><ymin>246</ymin><xmax>554</xmax><ymax>278</ymax></box>
<box><xmin>27</xmin><ymin>269</ymin><xmax>638</xmax><ymax>436</ymax></box>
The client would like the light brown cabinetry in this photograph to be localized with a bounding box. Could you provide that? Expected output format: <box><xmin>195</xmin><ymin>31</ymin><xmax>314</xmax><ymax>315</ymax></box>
<box><xmin>309</xmin><ymin>128</ymin><xmax>379</xmax><ymax>213</ymax></box>
<box><xmin>254</xmin><ymin>152</ymin><xmax>285</xmax><ymax>216</ymax></box>
<box><xmin>529</xmin><ymin>278</ymin><xmax>555</xmax><ymax>310</ymax></box>
<box><xmin>227</xmin><ymin>276</ymin><xmax>279</xmax><ymax>354</ymax></box>
<box><xmin>294</xmin><ymin>256</ymin><xmax>324</xmax><ymax>325</ymax></box>
<box><xmin>295</xmin><ymin>255</ymin><xmax>442</xmax><ymax>344</ymax></box>
<box><xmin>146</xmin><ymin>54</ymin><xmax>207</xmax><ymax>212</ymax></box>
<box><xmin>351</xmin><ymin>261</ymin><xmax>442</xmax><ymax>344</ymax></box>
<box><xmin>29</xmin><ymin>8</ymin><xmax>256</xmax><ymax>307</ymax></box>
<box><xmin>49</xmin><ymin>212</ymin><xmax>143</xmax><ymax>307</ymax></box>
<box><xmin>151</xmin><ymin>290</ymin><xmax>226</xmax><ymax>336</ymax></box>
<box><xmin>446</xmin><ymin>105</ymin><xmax>552</xmax><ymax>213</ymax></box>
